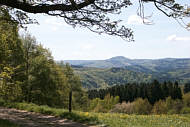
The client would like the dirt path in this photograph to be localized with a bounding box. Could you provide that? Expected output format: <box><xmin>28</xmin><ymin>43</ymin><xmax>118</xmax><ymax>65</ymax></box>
<box><xmin>0</xmin><ymin>107</ymin><xmax>97</xmax><ymax>127</ymax></box>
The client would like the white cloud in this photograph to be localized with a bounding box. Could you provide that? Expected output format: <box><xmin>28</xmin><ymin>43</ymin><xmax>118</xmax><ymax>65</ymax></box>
<box><xmin>45</xmin><ymin>17</ymin><xmax>66</xmax><ymax>26</ymax></box>
<box><xmin>51</xmin><ymin>26</ymin><xmax>58</xmax><ymax>31</ymax></box>
<box><xmin>81</xmin><ymin>44</ymin><xmax>94</xmax><ymax>50</ymax></box>
<box><xmin>167</xmin><ymin>34</ymin><xmax>190</xmax><ymax>41</ymax></box>
<box><xmin>127</xmin><ymin>15</ymin><xmax>153</xmax><ymax>25</ymax></box>
<box><xmin>44</xmin><ymin>17</ymin><xmax>68</xmax><ymax>31</ymax></box>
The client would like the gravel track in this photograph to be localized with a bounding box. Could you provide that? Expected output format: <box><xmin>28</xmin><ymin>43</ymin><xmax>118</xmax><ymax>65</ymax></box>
<box><xmin>0</xmin><ymin>107</ymin><xmax>96</xmax><ymax>127</ymax></box>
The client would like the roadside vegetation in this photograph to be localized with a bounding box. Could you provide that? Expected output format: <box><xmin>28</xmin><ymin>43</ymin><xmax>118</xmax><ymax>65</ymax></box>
<box><xmin>1</xmin><ymin>99</ymin><xmax>190</xmax><ymax>127</ymax></box>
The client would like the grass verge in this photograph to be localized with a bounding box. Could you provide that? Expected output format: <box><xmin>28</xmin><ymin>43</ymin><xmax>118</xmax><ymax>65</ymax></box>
<box><xmin>0</xmin><ymin>100</ymin><xmax>100</xmax><ymax>126</ymax></box>
<box><xmin>0</xmin><ymin>100</ymin><xmax>190</xmax><ymax>127</ymax></box>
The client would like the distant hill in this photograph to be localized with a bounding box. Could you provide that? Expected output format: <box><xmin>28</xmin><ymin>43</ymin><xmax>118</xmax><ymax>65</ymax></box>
<box><xmin>64</xmin><ymin>56</ymin><xmax>132</xmax><ymax>68</ymax></box>
<box><xmin>60</xmin><ymin>56</ymin><xmax>190</xmax><ymax>89</ymax></box>
<box><xmin>72</xmin><ymin>66</ymin><xmax>154</xmax><ymax>89</ymax></box>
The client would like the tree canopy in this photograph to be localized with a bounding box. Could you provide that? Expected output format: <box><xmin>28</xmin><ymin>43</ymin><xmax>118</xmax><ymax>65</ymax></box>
<box><xmin>0</xmin><ymin>0</ymin><xmax>190</xmax><ymax>40</ymax></box>
<box><xmin>0</xmin><ymin>13</ymin><xmax>87</xmax><ymax>108</ymax></box>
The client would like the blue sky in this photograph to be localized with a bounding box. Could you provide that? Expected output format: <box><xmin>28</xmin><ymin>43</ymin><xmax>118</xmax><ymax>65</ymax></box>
<box><xmin>25</xmin><ymin>1</ymin><xmax>190</xmax><ymax>60</ymax></box>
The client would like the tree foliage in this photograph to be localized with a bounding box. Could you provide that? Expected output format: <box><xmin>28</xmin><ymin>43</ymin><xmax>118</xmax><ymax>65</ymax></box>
<box><xmin>88</xmin><ymin>80</ymin><xmax>182</xmax><ymax>104</ymax></box>
<box><xmin>0</xmin><ymin>11</ymin><xmax>85</xmax><ymax>108</ymax></box>
<box><xmin>62</xmin><ymin>63</ymin><xmax>84</xmax><ymax>112</ymax></box>
<box><xmin>184</xmin><ymin>83</ymin><xmax>190</xmax><ymax>94</ymax></box>
<box><xmin>0</xmin><ymin>10</ymin><xmax>24</xmax><ymax>101</ymax></box>
<box><xmin>0</xmin><ymin>0</ymin><xmax>189</xmax><ymax>40</ymax></box>
<box><xmin>88</xmin><ymin>94</ymin><xmax>119</xmax><ymax>112</ymax></box>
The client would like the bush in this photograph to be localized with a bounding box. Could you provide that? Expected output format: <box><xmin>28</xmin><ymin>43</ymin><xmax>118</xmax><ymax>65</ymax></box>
<box><xmin>165</xmin><ymin>97</ymin><xmax>183</xmax><ymax>114</ymax></box>
<box><xmin>89</xmin><ymin>95</ymin><xmax>119</xmax><ymax>113</ymax></box>
<box><xmin>172</xmin><ymin>100</ymin><xmax>183</xmax><ymax>114</ymax></box>
<box><xmin>110</xmin><ymin>102</ymin><xmax>134</xmax><ymax>114</ymax></box>
<box><xmin>133</xmin><ymin>98</ymin><xmax>152</xmax><ymax>115</ymax></box>
<box><xmin>152</xmin><ymin>100</ymin><xmax>167</xmax><ymax>114</ymax></box>
<box><xmin>93</xmin><ymin>102</ymin><xmax>108</xmax><ymax>113</ymax></box>
<box><xmin>111</xmin><ymin>98</ymin><xmax>152</xmax><ymax>115</ymax></box>
<box><xmin>183</xmin><ymin>93</ymin><xmax>190</xmax><ymax>107</ymax></box>
<box><xmin>180</xmin><ymin>107</ymin><xmax>190</xmax><ymax>114</ymax></box>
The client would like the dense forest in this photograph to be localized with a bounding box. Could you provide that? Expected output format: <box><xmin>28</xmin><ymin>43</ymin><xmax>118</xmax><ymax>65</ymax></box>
<box><xmin>86</xmin><ymin>81</ymin><xmax>190</xmax><ymax>114</ymax></box>
<box><xmin>0</xmin><ymin>10</ymin><xmax>88</xmax><ymax>110</ymax></box>
<box><xmin>71</xmin><ymin>66</ymin><xmax>153</xmax><ymax>89</ymax></box>
<box><xmin>88</xmin><ymin>80</ymin><xmax>183</xmax><ymax>104</ymax></box>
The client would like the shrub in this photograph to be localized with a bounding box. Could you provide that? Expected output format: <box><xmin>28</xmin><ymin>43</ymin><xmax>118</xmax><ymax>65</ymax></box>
<box><xmin>152</xmin><ymin>100</ymin><xmax>167</xmax><ymax>114</ymax></box>
<box><xmin>183</xmin><ymin>93</ymin><xmax>190</xmax><ymax>107</ymax></box>
<box><xmin>89</xmin><ymin>95</ymin><xmax>119</xmax><ymax>113</ymax></box>
<box><xmin>110</xmin><ymin>102</ymin><xmax>135</xmax><ymax>114</ymax></box>
<box><xmin>93</xmin><ymin>102</ymin><xmax>108</xmax><ymax>113</ymax></box>
<box><xmin>133</xmin><ymin>98</ymin><xmax>152</xmax><ymax>115</ymax></box>
<box><xmin>165</xmin><ymin>97</ymin><xmax>183</xmax><ymax>114</ymax></box>
<box><xmin>172</xmin><ymin>99</ymin><xmax>183</xmax><ymax>114</ymax></box>
<box><xmin>180</xmin><ymin>107</ymin><xmax>190</xmax><ymax>114</ymax></box>
<box><xmin>111</xmin><ymin>98</ymin><xmax>152</xmax><ymax>115</ymax></box>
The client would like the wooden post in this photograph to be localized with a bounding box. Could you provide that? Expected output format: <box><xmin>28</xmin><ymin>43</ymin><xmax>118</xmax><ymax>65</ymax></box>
<box><xmin>69</xmin><ymin>90</ymin><xmax>72</xmax><ymax>112</ymax></box>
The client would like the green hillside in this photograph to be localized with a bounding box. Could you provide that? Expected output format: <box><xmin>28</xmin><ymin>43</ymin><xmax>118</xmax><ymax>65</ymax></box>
<box><xmin>60</xmin><ymin>57</ymin><xmax>190</xmax><ymax>89</ymax></box>
<box><xmin>73</xmin><ymin>66</ymin><xmax>153</xmax><ymax>89</ymax></box>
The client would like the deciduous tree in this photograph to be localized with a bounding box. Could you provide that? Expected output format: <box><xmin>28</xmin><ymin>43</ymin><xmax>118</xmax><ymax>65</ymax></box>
<box><xmin>63</xmin><ymin>63</ymin><xmax>82</xmax><ymax>112</ymax></box>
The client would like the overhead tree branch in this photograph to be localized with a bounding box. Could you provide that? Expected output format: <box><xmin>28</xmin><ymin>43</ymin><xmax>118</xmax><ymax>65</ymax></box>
<box><xmin>0</xmin><ymin>0</ymin><xmax>95</xmax><ymax>13</ymax></box>
<box><xmin>0</xmin><ymin>0</ymin><xmax>189</xmax><ymax>40</ymax></box>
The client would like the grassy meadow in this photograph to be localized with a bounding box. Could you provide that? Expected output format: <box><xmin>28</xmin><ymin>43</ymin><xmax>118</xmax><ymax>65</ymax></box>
<box><xmin>93</xmin><ymin>113</ymin><xmax>190</xmax><ymax>127</ymax></box>
<box><xmin>1</xmin><ymin>102</ymin><xmax>190</xmax><ymax>127</ymax></box>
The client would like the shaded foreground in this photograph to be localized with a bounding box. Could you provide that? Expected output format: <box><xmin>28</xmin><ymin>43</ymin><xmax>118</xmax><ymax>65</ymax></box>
<box><xmin>0</xmin><ymin>107</ymin><xmax>96</xmax><ymax>127</ymax></box>
<box><xmin>0</xmin><ymin>119</ymin><xmax>19</xmax><ymax>127</ymax></box>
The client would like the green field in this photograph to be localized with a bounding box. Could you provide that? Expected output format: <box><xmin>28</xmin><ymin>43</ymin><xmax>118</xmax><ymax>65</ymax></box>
<box><xmin>92</xmin><ymin>113</ymin><xmax>190</xmax><ymax>127</ymax></box>
<box><xmin>2</xmin><ymin>102</ymin><xmax>190</xmax><ymax>127</ymax></box>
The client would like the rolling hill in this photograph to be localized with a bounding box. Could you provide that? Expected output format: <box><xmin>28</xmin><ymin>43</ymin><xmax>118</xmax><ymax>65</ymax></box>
<box><xmin>60</xmin><ymin>56</ymin><xmax>190</xmax><ymax>89</ymax></box>
<box><xmin>72</xmin><ymin>66</ymin><xmax>154</xmax><ymax>89</ymax></box>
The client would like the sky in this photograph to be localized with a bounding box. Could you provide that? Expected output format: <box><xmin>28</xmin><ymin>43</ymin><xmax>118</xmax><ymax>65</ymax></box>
<box><xmin>24</xmin><ymin>1</ymin><xmax>190</xmax><ymax>60</ymax></box>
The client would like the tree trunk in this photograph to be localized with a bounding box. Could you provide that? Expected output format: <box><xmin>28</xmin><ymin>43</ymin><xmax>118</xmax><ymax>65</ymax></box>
<box><xmin>69</xmin><ymin>91</ymin><xmax>72</xmax><ymax>112</ymax></box>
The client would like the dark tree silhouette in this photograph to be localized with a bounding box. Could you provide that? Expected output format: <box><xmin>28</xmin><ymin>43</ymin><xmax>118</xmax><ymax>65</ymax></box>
<box><xmin>88</xmin><ymin>80</ymin><xmax>182</xmax><ymax>104</ymax></box>
<box><xmin>184</xmin><ymin>83</ymin><xmax>190</xmax><ymax>94</ymax></box>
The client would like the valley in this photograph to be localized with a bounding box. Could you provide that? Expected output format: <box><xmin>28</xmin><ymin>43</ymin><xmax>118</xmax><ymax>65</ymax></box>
<box><xmin>61</xmin><ymin>56</ymin><xmax>190</xmax><ymax>88</ymax></box>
